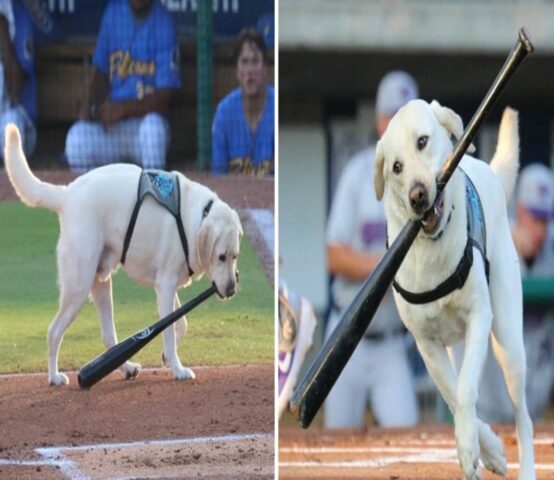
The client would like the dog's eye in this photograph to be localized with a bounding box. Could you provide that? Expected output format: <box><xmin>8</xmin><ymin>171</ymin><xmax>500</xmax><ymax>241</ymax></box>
<box><xmin>392</xmin><ymin>161</ymin><xmax>403</xmax><ymax>174</ymax></box>
<box><xmin>219</xmin><ymin>254</ymin><xmax>226</xmax><ymax>262</ymax></box>
<box><xmin>417</xmin><ymin>135</ymin><xmax>429</xmax><ymax>151</ymax></box>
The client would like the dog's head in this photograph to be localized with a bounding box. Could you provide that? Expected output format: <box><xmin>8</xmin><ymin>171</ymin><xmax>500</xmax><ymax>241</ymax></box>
<box><xmin>374</xmin><ymin>99</ymin><xmax>475</xmax><ymax>231</ymax></box>
<box><xmin>195</xmin><ymin>200</ymin><xmax>242</xmax><ymax>299</ymax></box>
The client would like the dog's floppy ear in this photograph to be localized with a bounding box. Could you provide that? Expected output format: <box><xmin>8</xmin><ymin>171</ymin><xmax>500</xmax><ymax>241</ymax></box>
<box><xmin>430</xmin><ymin>100</ymin><xmax>476</xmax><ymax>154</ymax></box>
<box><xmin>232</xmin><ymin>209</ymin><xmax>243</xmax><ymax>240</ymax></box>
<box><xmin>196</xmin><ymin>221</ymin><xmax>217</xmax><ymax>269</ymax></box>
<box><xmin>374</xmin><ymin>140</ymin><xmax>385</xmax><ymax>201</ymax></box>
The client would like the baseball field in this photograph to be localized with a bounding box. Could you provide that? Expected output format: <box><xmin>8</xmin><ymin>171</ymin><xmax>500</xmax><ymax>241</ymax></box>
<box><xmin>0</xmin><ymin>170</ymin><xmax>275</xmax><ymax>479</ymax></box>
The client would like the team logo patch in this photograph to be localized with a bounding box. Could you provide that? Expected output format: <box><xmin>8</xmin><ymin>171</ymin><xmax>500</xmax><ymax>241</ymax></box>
<box><xmin>153</xmin><ymin>173</ymin><xmax>174</xmax><ymax>199</ymax></box>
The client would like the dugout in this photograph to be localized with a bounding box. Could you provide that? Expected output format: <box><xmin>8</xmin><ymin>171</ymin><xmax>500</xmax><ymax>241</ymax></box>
<box><xmin>27</xmin><ymin>0</ymin><xmax>274</xmax><ymax>169</ymax></box>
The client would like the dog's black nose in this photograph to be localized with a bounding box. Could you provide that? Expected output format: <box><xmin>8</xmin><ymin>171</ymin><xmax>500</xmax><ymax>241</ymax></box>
<box><xmin>409</xmin><ymin>182</ymin><xmax>429</xmax><ymax>215</ymax></box>
<box><xmin>226</xmin><ymin>284</ymin><xmax>236</xmax><ymax>297</ymax></box>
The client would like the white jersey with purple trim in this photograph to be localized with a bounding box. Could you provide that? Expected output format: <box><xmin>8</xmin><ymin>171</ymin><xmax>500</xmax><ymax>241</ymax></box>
<box><xmin>326</xmin><ymin>146</ymin><xmax>402</xmax><ymax>333</ymax></box>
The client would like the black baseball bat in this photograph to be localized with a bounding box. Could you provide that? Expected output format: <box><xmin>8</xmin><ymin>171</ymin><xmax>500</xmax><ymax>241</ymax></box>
<box><xmin>290</xmin><ymin>27</ymin><xmax>534</xmax><ymax>428</ymax></box>
<box><xmin>78</xmin><ymin>284</ymin><xmax>218</xmax><ymax>388</ymax></box>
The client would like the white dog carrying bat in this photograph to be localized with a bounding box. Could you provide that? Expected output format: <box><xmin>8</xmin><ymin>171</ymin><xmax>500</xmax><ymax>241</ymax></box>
<box><xmin>5</xmin><ymin>125</ymin><xmax>242</xmax><ymax>386</ymax></box>
<box><xmin>375</xmin><ymin>100</ymin><xmax>535</xmax><ymax>480</ymax></box>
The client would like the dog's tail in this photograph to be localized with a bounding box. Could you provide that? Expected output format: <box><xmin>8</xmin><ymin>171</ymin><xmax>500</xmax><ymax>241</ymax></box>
<box><xmin>490</xmin><ymin>107</ymin><xmax>519</xmax><ymax>201</ymax></box>
<box><xmin>4</xmin><ymin>124</ymin><xmax>66</xmax><ymax>212</ymax></box>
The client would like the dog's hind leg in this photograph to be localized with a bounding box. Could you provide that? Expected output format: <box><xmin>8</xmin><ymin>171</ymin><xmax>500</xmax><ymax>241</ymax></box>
<box><xmin>47</xmin><ymin>243</ymin><xmax>97</xmax><ymax>386</ymax></box>
<box><xmin>416</xmin><ymin>337</ymin><xmax>506</xmax><ymax>478</ymax></box>
<box><xmin>156</xmin><ymin>281</ymin><xmax>195</xmax><ymax>380</ymax></box>
<box><xmin>91</xmin><ymin>275</ymin><xmax>141</xmax><ymax>380</ymax></box>
<box><xmin>490</xmin><ymin>290</ymin><xmax>535</xmax><ymax>479</ymax></box>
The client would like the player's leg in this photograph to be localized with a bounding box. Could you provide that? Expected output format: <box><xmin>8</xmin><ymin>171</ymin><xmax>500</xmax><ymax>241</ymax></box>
<box><xmin>137</xmin><ymin>113</ymin><xmax>169</xmax><ymax>169</ymax></box>
<box><xmin>65</xmin><ymin>119</ymin><xmax>139</xmax><ymax>172</ymax></box>
<box><xmin>324</xmin><ymin>312</ymin><xmax>372</xmax><ymax>428</ymax></box>
<box><xmin>369</xmin><ymin>335</ymin><xmax>418</xmax><ymax>427</ymax></box>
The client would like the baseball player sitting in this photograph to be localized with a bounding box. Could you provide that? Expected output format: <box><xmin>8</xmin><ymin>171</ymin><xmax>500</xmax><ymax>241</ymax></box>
<box><xmin>0</xmin><ymin>0</ymin><xmax>36</xmax><ymax>163</ymax></box>
<box><xmin>324</xmin><ymin>71</ymin><xmax>419</xmax><ymax>429</ymax></box>
<box><xmin>211</xmin><ymin>27</ymin><xmax>274</xmax><ymax>176</ymax></box>
<box><xmin>65</xmin><ymin>0</ymin><xmax>180</xmax><ymax>172</ymax></box>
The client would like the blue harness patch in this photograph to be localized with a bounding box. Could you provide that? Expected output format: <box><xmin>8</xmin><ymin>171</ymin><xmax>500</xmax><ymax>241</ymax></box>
<box><xmin>121</xmin><ymin>170</ymin><xmax>192</xmax><ymax>275</ymax></box>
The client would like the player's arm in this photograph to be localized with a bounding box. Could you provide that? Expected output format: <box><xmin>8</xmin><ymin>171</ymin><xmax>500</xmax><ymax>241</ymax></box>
<box><xmin>81</xmin><ymin>68</ymin><xmax>109</xmax><ymax>120</ymax></box>
<box><xmin>327</xmin><ymin>243</ymin><xmax>382</xmax><ymax>282</ymax></box>
<box><xmin>0</xmin><ymin>14</ymin><xmax>24</xmax><ymax>105</ymax></box>
<box><xmin>98</xmin><ymin>88</ymin><xmax>172</xmax><ymax>127</ymax></box>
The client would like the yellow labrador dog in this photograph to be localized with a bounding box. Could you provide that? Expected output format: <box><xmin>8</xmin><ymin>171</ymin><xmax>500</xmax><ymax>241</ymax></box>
<box><xmin>375</xmin><ymin>101</ymin><xmax>535</xmax><ymax>480</ymax></box>
<box><xmin>5</xmin><ymin>125</ymin><xmax>242</xmax><ymax>386</ymax></box>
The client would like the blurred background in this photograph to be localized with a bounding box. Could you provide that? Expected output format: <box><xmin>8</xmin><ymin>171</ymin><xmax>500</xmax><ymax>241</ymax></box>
<box><xmin>279</xmin><ymin>0</ymin><xmax>554</xmax><ymax>427</ymax></box>
<box><xmin>24</xmin><ymin>0</ymin><xmax>274</xmax><ymax>169</ymax></box>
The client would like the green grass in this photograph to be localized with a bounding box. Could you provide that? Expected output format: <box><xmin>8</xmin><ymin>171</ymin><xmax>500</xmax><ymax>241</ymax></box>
<box><xmin>0</xmin><ymin>203</ymin><xmax>274</xmax><ymax>373</ymax></box>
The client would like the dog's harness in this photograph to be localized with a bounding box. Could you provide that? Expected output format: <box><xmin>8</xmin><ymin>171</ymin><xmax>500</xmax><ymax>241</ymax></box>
<box><xmin>121</xmin><ymin>170</ymin><xmax>214</xmax><ymax>277</ymax></box>
<box><xmin>392</xmin><ymin>172</ymin><xmax>489</xmax><ymax>305</ymax></box>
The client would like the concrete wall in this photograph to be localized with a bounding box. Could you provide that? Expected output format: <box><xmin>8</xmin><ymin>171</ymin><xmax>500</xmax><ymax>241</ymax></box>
<box><xmin>279</xmin><ymin>126</ymin><xmax>328</xmax><ymax>311</ymax></box>
<box><xmin>280</xmin><ymin>0</ymin><xmax>554</xmax><ymax>54</ymax></box>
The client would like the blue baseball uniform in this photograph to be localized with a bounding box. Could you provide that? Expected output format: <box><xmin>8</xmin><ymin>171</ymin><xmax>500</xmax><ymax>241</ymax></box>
<box><xmin>93</xmin><ymin>0</ymin><xmax>180</xmax><ymax>102</ymax></box>
<box><xmin>66</xmin><ymin>0</ymin><xmax>180</xmax><ymax>172</ymax></box>
<box><xmin>0</xmin><ymin>0</ymin><xmax>36</xmax><ymax>158</ymax></box>
<box><xmin>211</xmin><ymin>85</ymin><xmax>274</xmax><ymax>176</ymax></box>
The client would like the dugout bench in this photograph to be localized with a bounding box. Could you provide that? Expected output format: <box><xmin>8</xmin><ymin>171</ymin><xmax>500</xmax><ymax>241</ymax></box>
<box><xmin>33</xmin><ymin>39</ymin><xmax>273</xmax><ymax>169</ymax></box>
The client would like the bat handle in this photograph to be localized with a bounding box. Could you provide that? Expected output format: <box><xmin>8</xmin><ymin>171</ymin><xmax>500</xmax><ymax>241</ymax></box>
<box><xmin>436</xmin><ymin>27</ymin><xmax>534</xmax><ymax>194</ymax></box>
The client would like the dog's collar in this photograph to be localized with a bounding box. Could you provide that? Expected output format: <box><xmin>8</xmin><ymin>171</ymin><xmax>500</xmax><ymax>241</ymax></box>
<box><xmin>392</xmin><ymin>171</ymin><xmax>489</xmax><ymax>305</ymax></box>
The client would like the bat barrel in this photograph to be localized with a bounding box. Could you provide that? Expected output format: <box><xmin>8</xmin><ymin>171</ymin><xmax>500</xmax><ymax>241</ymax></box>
<box><xmin>290</xmin><ymin>220</ymin><xmax>421</xmax><ymax>427</ymax></box>
<box><xmin>290</xmin><ymin>28</ymin><xmax>534</xmax><ymax>429</ymax></box>
<box><xmin>78</xmin><ymin>284</ymin><xmax>218</xmax><ymax>389</ymax></box>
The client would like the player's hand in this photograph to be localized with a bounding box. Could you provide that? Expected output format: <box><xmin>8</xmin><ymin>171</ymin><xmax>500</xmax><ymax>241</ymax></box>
<box><xmin>99</xmin><ymin>101</ymin><xmax>124</xmax><ymax>129</ymax></box>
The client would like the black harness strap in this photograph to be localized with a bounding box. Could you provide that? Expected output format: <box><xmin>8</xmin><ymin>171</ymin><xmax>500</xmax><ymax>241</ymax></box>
<box><xmin>392</xmin><ymin>172</ymin><xmax>489</xmax><ymax>305</ymax></box>
<box><xmin>121</xmin><ymin>171</ymin><xmax>214</xmax><ymax>277</ymax></box>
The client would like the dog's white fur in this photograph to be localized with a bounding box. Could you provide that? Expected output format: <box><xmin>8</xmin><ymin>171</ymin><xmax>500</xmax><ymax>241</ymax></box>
<box><xmin>375</xmin><ymin>100</ymin><xmax>535</xmax><ymax>480</ymax></box>
<box><xmin>4</xmin><ymin>124</ymin><xmax>242</xmax><ymax>386</ymax></box>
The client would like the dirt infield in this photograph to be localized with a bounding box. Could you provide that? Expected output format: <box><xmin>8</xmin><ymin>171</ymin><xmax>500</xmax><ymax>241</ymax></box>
<box><xmin>280</xmin><ymin>425</ymin><xmax>554</xmax><ymax>479</ymax></box>
<box><xmin>0</xmin><ymin>365</ymin><xmax>273</xmax><ymax>479</ymax></box>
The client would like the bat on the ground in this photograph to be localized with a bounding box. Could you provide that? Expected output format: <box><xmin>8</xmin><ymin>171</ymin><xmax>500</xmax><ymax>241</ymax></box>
<box><xmin>78</xmin><ymin>284</ymin><xmax>218</xmax><ymax>389</ymax></box>
<box><xmin>290</xmin><ymin>27</ymin><xmax>534</xmax><ymax>428</ymax></box>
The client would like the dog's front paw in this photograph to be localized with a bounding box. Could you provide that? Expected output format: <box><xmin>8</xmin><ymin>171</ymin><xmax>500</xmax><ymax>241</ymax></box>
<box><xmin>122</xmin><ymin>361</ymin><xmax>141</xmax><ymax>380</ymax></box>
<box><xmin>49</xmin><ymin>372</ymin><xmax>69</xmax><ymax>386</ymax></box>
<box><xmin>479</xmin><ymin>425</ymin><xmax>507</xmax><ymax>476</ymax></box>
<box><xmin>173</xmin><ymin>366</ymin><xmax>195</xmax><ymax>381</ymax></box>
<box><xmin>458</xmin><ymin>447</ymin><xmax>481</xmax><ymax>480</ymax></box>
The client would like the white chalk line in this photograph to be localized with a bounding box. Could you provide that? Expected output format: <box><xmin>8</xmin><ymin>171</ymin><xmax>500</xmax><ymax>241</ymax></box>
<box><xmin>281</xmin><ymin>436</ymin><xmax>554</xmax><ymax>454</ymax></box>
<box><xmin>280</xmin><ymin>438</ymin><xmax>554</xmax><ymax>471</ymax></box>
<box><xmin>36</xmin><ymin>432</ymin><xmax>272</xmax><ymax>454</ymax></box>
<box><xmin>0</xmin><ymin>432</ymin><xmax>272</xmax><ymax>480</ymax></box>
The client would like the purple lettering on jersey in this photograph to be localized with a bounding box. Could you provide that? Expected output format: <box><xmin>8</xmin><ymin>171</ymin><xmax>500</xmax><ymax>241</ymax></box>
<box><xmin>360</xmin><ymin>221</ymin><xmax>386</xmax><ymax>246</ymax></box>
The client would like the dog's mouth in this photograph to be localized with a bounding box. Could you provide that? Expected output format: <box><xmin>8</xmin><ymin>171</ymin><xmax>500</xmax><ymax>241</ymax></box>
<box><xmin>421</xmin><ymin>192</ymin><xmax>445</xmax><ymax>235</ymax></box>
